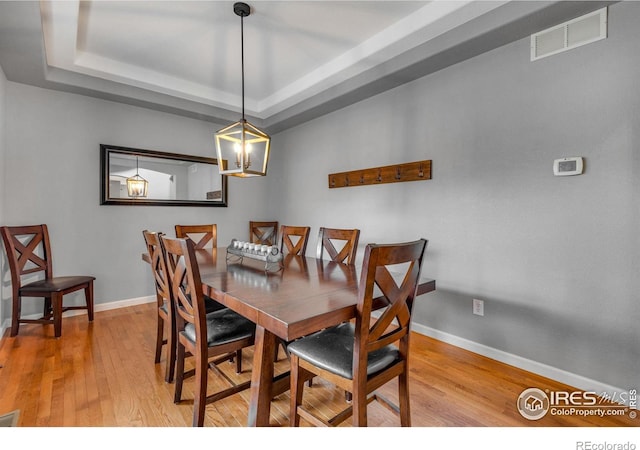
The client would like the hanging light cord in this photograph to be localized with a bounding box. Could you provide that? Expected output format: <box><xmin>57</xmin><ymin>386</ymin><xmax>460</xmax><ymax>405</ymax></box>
<box><xmin>240</xmin><ymin>12</ymin><xmax>245</xmax><ymax>121</ymax></box>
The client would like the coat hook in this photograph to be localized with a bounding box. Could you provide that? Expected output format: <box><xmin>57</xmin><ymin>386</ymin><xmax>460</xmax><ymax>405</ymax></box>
<box><xmin>360</xmin><ymin>173</ymin><xmax>364</xmax><ymax>184</ymax></box>
<box><xmin>418</xmin><ymin>163</ymin><xmax>424</xmax><ymax>178</ymax></box>
<box><xmin>345</xmin><ymin>175</ymin><xmax>350</xmax><ymax>186</ymax></box>
<box><xmin>395</xmin><ymin>167</ymin><xmax>401</xmax><ymax>180</ymax></box>
<box><xmin>376</xmin><ymin>169</ymin><xmax>382</xmax><ymax>182</ymax></box>
<box><xmin>330</xmin><ymin>177</ymin><xmax>336</xmax><ymax>187</ymax></box>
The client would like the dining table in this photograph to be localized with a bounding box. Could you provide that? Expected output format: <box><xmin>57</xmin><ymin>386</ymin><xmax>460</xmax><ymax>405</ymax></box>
<box><xmin>143</xmin><ymin>246</ymin><xmax>436</xmax><ymax>426</ymax></box>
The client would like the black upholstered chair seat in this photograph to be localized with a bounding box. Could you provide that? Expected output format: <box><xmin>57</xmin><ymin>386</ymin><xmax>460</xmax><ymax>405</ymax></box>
<box><xmin>183</xmin><ymin>293</ymin><xmax>226</xmax><ymax>313</ymax></box>
<box><xmin>20</xmin><ymin>276</ymin><xmax>95</xmax><ymax>294</ymax></box>
<box><xmin>204</xmin><ymin>295</ymin><xmax>226</xmax><ymax>313</ymax></box>
<box><xmin>287</xmin><ymin>322</ymin><xmax>399</xmax><ymax>380</ymax></box>
<box><xmin>161</xmin><ymin>295</ymin><xmax>222</xmax><ymax>316</ymax></box>
<box><xmin>184</xmin><ymin>309</ymin><xmax>255</xmax><ymax>346</ymax></box>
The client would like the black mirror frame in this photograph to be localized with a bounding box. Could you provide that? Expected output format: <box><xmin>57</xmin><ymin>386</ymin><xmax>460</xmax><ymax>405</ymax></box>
<box><xmin>100</xmin><ymin>144</ymin><xmax>228</xmax><ymax>207</ymax></box>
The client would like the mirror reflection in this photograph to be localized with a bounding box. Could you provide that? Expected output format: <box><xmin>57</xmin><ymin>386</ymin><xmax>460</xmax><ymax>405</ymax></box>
<box><xmin>100</xmin><ymin>145</ymin><xmax>227</xmax><ymax>206</ymax></box>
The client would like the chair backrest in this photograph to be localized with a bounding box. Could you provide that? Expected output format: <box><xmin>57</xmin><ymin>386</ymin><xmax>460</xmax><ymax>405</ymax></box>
<box><xmin>249</xmin><ymin>221</ymin><xmax>278</xmax><ymax>246</ymax></box>
<box><xmin>353</xmin><ymin>239</ymin><xmax>428</xmax><ymax>379</ymax></box>
<box><xmin>175</xmin><ymin>224</ymin><xmax>217</xmax><ymax>249</ymax></box>
<box><xmin>0</xmin><ymin>225</ymin><xmax>54</xmax><ymax>292</ymax></box>
<box><xmin>142</xmin><ymin>230</ymin><xmax>171</xmax><ymax>310</ymax></box>
<box><xmin>279</xmin><ymin>225</ymin><xmax>311</xmax><ymax>256</ymax></box>
<box><xmin>316</xmin><ymin>227</ymin><xmax>360</xmax><ymax>265</ymax></box>
<box><xmin>160</xmin><ymin>236</ymin><xmax>206</xmax><ymax>349</ymax></box>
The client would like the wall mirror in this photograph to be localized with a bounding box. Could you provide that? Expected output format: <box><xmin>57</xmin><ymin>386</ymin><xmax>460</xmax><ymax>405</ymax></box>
<box><xmin>100</xmin><ymin>144</ymin><xmax>227</xmax><ymax>206</ymax></box>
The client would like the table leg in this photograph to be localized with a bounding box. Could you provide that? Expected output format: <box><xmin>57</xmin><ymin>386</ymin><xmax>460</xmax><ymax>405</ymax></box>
<box><xmin>248</xmin><ymin>325</ymin><xmax>277</xmax><ymax>426</ymax></box>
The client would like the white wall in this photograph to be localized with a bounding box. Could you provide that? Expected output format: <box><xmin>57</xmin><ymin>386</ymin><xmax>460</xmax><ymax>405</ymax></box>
<box><xmin>268</xmin><ymin>2</ymin><xmax>640</xmax><ymax>390</ymax></box>
<box><xmin>3</xmin><ymin>84</ymin><xmax>273</xmax><ymax>315</ymax></box>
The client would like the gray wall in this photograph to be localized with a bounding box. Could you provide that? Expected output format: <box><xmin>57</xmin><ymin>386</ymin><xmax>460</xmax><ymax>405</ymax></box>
<box><xmin>0</xmin><ymin>64</ymin><xmax>6</xmax><ymax>325</ymax></box>
<box><xmin>1</xmin><ymin>83</ymin><xmax>273</xmax><ymax>315</ymax></box>
<box><xmin>0</xmin><ymin>2</ymin><xmax>637</xmax><ymax>393</ymax></box>
<box><xmin>0</xmin><ymin>63</ymin><xmax>5</xmax><ymax>219</ymax></box>
<box><xmin>268</xmin><ymin>1</ymin><xmax>640</xmax><ymax>390</ymax></box>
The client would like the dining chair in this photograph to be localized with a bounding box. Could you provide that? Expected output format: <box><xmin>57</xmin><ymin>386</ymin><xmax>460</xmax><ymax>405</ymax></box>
<box><xmin>279</xmin><ymin>225</ymin><xmax>311</xmax><ymax>256</ymax></box>
<box><xmin>0</xmin><ymin>224</ymin><xmax>95</xmax><ymax>338</ymax></box>
<box><xmin>288</xmin><ymin>238</ymin><xmax>428</xmax><ymax>427</ymax></box>
<box><xmin>316</xmin><ymin>227</ymin><xmax>360</xmax><ymax>265</ymax></box>
<box><xmin>144</xmin><ymin>230</ymin><xmax>237</xmax><ymax>382</ymax></box>
<box><xmin>174</xmin><ymin>224</ymin><xmax>227</xmax><ymax>315</ymax></box>
<box><xmin>175</xmin><ymin>224</ymin><xmax>217</xmax><ymax>249</ymax></box>
<box><xmin>249</xmin><ymin>221</ymin><xmax>279</xmax><ymax>246</ymax></box>
<box><xmin>274</xmin><ymin>239</ymin><xmax>310</xmax><ymax>362</ymax></box>
<box><xmin>311</xmin><ymin>227</ymin><xmax>360</xmax><ymax>390</ymax></box>
<box><xmin>176</xmin><ymin>225</ymin><xmax>244</xmax><ymax>372</ymax></box>
<box><xmin>161</xmin><ymin>235</ymin><xmax>256</xmax><ymax>427</ymax></box>
<box><xmin>142</xmin><ymin>230</ymin><xmax>178</xmax><ymax>383</ymax></box>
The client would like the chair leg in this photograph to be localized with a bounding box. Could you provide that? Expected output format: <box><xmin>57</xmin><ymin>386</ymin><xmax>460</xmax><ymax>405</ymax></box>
<box><xmin>10</xmin><ymin>296</ymin><xmax>21</xmax><ymax>337</ymax></box>
<box><xmin>352</xmin><ymin>386</ymin><xmax>367</xmax><ymax>427</ymax></box>
<box><xmin>155</xmin><ymin>314</ymin><xmax>164</xmax><ymax>364</ymax></box>
<box><xmin>85</xmin><ymin>282</ymin><xmax>94</xmax><ymax>321</ymax></box>
<box><xmin>275</xmin><ymin>339</ymin><xmax>291</xmax><ymax>364</ymax></box>
<box><xmin>165</xmin><ymin>317</ymin><xmax>177</xmax><ymax>383</ymax></box>
<box><xmin>398</xmin><ymin>370</ymin><xmax>411</xmax><ymax>426</ymax></box>
<box><xmin>235</xmin><ymin>349</ymin><xmax>243</xmax><ymax>374</ymax></box>
<box><xmin>52</xmin><ymin>293</ymin><xmax>63</xmax><ymax>338</ymax></box>
<box><xmin>174</xmin><ymin>343</ymin><xmax>186</xmax><ymax>403</ymax></box>
<box><xmin>43</xmin><ymin>298</ymin><xmax>52</xmax><ymax>318</ymax></box>
<box><xmin>289</xmin><ymin>354</ymin><xmax>304</xmax><ymax>427</ymax></box>
<box><xmin>192</xmin><ymin>351</ymin><xmax>208</xmax><ymax>427</ymax></box>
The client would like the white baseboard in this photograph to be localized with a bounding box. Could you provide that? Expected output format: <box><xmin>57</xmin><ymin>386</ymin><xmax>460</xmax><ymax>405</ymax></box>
<box><xmin>411</xmin><ymin>322</ymin><xmax>625</xmax><ymax>396</ymax></box>
<box><xmin>0</xmin><ymin>295</ymin><xmax>155</xmax><ymax>337</ymax></box>
<box><xmin>91</xmin><ymin>295</ymin><xmax>156</xmax><ymax>312</ymax></box>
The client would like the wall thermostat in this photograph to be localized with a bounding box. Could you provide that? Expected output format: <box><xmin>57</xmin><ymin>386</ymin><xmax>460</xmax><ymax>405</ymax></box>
<box><xmin>553</xmin><ymin>157</ymin><xmax>583</xmax><ymax>176</ymax></box>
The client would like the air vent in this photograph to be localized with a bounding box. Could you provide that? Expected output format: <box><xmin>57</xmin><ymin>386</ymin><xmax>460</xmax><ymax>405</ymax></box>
<box><xmin>531</xmin><ymin>7</ymin><xmax>607</xmax><ymax>61</ymax></box>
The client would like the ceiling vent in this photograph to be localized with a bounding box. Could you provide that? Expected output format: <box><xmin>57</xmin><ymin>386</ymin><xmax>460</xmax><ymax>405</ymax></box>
<box><xmin>531</xmin><ymin>7</ymin><xmax>607</xmax><ymax>61</ymax></box>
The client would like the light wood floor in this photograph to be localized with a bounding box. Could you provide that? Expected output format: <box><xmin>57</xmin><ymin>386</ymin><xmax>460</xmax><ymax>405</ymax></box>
<box><xmin>0</xmin><ymin>302</ymin><xmax>636</xmax><ymax>427</ymax></box>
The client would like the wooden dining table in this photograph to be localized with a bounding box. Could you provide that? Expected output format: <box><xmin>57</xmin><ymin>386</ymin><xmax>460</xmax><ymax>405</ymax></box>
<box><xmin>143</xmin><ymin>247</ymin><xmax>436</xmax><ymax>426</ymax></box>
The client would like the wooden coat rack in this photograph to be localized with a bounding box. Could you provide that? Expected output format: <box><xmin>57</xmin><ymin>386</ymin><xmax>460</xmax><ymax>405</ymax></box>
<box><xmin>328</xmin><ymin>160</ymin><xmax>431</xmax><ymax>189</ymax></box>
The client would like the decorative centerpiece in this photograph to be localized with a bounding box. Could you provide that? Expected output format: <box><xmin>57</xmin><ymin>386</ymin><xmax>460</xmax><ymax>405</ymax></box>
<box><xmin>226</xmin><ymin>239</ymin><xmax>283</xmax><ymax>272</ymax></box>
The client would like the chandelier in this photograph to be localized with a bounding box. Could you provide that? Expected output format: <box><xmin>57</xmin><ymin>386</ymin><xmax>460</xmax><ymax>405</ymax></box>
<box><xmin>126</xmin><ymin>156</ymin><xmax>148</xmax><ymax>197</ymax></box>
<box><xmin>215</xmin><ymin>2</ymin><xmax>271</xmax><ymax>177</ymax></box>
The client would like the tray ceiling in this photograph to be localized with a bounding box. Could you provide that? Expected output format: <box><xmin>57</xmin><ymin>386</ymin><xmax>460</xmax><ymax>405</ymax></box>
<box><xmin>0</xmin><ymin>1</ymin><xmax>614</xmax><ymax>133</ymax></box>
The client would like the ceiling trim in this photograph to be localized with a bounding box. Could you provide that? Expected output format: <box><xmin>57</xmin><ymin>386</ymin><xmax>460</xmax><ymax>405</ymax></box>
<box><xmin>0</xmin><ymin>1</ymin><xmax>617</xmax><ymax>134</ymax></box>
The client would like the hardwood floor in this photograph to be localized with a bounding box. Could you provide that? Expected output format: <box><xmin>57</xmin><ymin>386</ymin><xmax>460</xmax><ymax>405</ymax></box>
<box><xmin>0</xmin><ymin>302</ymin><xmax>636</xmax><ymax>428</ymax></box>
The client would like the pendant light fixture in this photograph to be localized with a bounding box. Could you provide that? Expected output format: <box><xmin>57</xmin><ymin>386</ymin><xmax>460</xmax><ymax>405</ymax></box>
<box><xmin>215</xmin><ymin>2</ymin><xmax>271</xmax><ymax>177</ymax></box>
<box><xmin>126</xmin><ymin>156</ymin><xmax>149</xmax><ymax>197</ymax></box>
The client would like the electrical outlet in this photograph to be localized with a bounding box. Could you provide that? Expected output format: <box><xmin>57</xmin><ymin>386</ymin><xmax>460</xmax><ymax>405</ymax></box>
<box><xmin>473</xmin><ymin>299</ymin><xmax>484</xmax><ymax>316</ymax></box>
